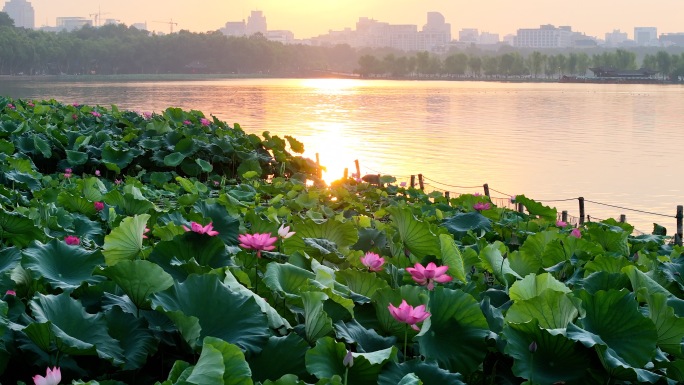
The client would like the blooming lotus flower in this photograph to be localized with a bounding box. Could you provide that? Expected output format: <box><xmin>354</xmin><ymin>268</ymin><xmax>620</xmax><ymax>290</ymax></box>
<box><xmin>200</xmin><ymin>118</ymin><xmax>211</xmax><ymax>126</ymax></box>
<box><xmin>7</xmin><ymin>103</ymin><xmax>15</xmax><ymax>109</ymax></box>
<box><xmin>142</xmin><ymin>227</ymin><xmax>150</xmax><ymax>239</ymax></box>
<box><xmin>183</xmin><ymin>120</ymin><xmax>192</xmax><ymax>125</ymax></box>
<box><xmin>277</xmin><ymin>224</ymin><xmax>295</xmax><ymax>239</ymax></box>
<box><xmin>556</xmin><ymin>220</ymin><xmax>568</xmax><ymax>227</ymax></box>
<box><xmin>142</xmin><ymin>112</ymin><xmax>152</xmax><ymax>119</ymax></box>
<box><xmin>65</xmin><ymin>168</ymin><xmax>72</xmax><ymax>173</ymax></box>
<box><xmin>64</xmin><ymin>235</ymin><xmax>80</xmax><ymax>245</ymax></box>
<box><xmin>114</xmin><ymin>179</ymin><xmax>122</xmax><ymax>185</ymax></box>
<box><xmin>94</xmin><ymin>201</ymin><xmax>105</xmax><ymax>211</ymax></box>
<box><xmin>570</xmin><ymin>228</ymin><xmax>582</xmax><ymax>238</ymax></box>
<box><xmin>473</xmin><ymin>202</ymin><xmax>491</xmax><ymax>211</ymax></box>
<box><xmin>360</xmin><ymin>252</ymin><xmax>385</xmax><ymax>272</ymax></box>
<box><xmin>33</xmin><ymin>366</ymin><xmax>61</xmax><ymax>385</ymax></box>
<box><xmin>238</xmin><ymin>232</ymin><xmax>278</xmax><ymax>258</ymax></box>
<box><xmin>72</xmin><ymin>103</ymin><xmax>80</xmax><ymax>107</ymax></box>
<box><xmin>406</xmin><ymin>262</ymin><xmax>452</xmax><ymax>290</ymax></box>
<box><xmin>183</xmin><ymin>222</ymin><xmax>219</xmax><ymax>236</ymax></box>
<box><xmin>95</xmin><ymin>170</ymin><xmax>101</xmax><ymax>176</ymax></box>
<box><xmin>71</xmin><ymin>114</ymin><xmax>78</xmax><ymax>120</ymax></box>
<box><xmin>5</xmin><ymin>290</ymin><xmax>16</xmax><ymax>296</ymax></box>
<box><xmin>28</xmin><ymin>102</ymin><xmax>35</xmax><ymax>107</ymax></box>
<box><xmin>91</xmin><ymin>111</ymin><xmax>101</xmax><ymax>118</ymax></box>
<box><xmin>388</xmin><ymin>300</ymin><xmax>431</xmax><ymax>331</ymax></box>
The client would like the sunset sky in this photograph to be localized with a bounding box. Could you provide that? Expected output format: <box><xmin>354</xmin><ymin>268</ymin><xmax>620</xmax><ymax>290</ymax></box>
<box><xmin>23</xmin><ymin>0</ymin><xmax>684</xmax><ymax>39</ymax></box>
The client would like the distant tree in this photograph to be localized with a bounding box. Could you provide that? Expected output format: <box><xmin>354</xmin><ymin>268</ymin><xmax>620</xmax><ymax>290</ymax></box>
<box><xmin>468</xmin><ymin>56</ymin><xmax>482</xmax><ymax>76</ymax></box>
<box><xmin>655</xmin><ymin>51</ymin><xmax>672</xmax><ymax>79</ymax></box>
<box><xmin>528</xmin><ymin>51</ymin><xmax>544</xmax><ymax>78</ymax></box>
<box><xmin>443</xmin><ymin>53</ymin><xmax>468</xmax><ymax>76</ymax></box>
<box><xmin>0</xmin><ymin>12</ymin><xmax>14</xmax><ymax>28</ymax></box>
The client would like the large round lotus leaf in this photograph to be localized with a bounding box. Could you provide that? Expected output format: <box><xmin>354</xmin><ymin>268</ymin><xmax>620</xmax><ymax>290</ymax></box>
<box><xmin>283</xmin><ymin>217</ymin><xmax>358</xmax><ymax>255</ymax></box>
<box><xmin>416</xmin><ymin>287</ymin><xmax>490</xmax><ymax>375</ymax></box>
<box><xmin>305</xmin><ymin>336</ymin><xmax>396</xmax><ymax>385</ymax></box>
<box><xmin>105</xmin><ymin>306</ymin><xmax>157</xmax><ymax>370</ymax></box>
<box><xmin>567</xmin><ymin>289</ymin><xmax>657</xmax><ymax>368</ymax></box>
<box><xmin>0</xmin><ymin>208</ymin><xmax>45</xmax><ymax>247</ymax></box>
<box><xmin>149</xmin><ymin>232</ymin><xmax>231</xmax><ymax>272</ymax></box>
<box><xmin>28</xmin><ymin>292</ymin><xmax>124</xmax><ymax>364</ymax></box>
<box><xmin>387</xmin><ymin>205</ymin><xmax>440</xmax><ymax>258</ymax></box>
<box><xmin>102</xmin><ymin>214</ymin><xmax>150</xmax><ymax>266</ymax></box>
<box><xmin>263</xmin><ymin>262</ymin><xmax>315</xmax><ymax>301</ymax></box>
<box><xmin>503</xmin><ymin>319</ymin><xmax>591</xmax><ymax>384</ymax></box>
<box><xmin>22</xmin><ymin>239</ymin><xmax>105</xmax><ymax>291</ymax></box>
<box><xmin>334</xmin><ymin>319</ymin><xmax>396</xmax><ymax>353</ymax></box>
<box><xmin>378</xmin><ymin>360</ymin><xmax>466</xmax><ymax>385</ymax></box>
<box><xmin>504</xmin><ymin>290</ymin><xmax>579</xmax><ymax>329</ymax></box>
<box><xmin>186</xmin><ymin>337</ymin><xmax>253</xmax><ymax>385</ymax></box>
<box><xmin>509</xmin><ymin>273</ymin><xmax>571</xmax><ymax>301</ymax></box>
<box><xmin>248</xmin><ymin>334</ymin><xmax>310</xmax><ymax>382</ymax></box>
<box><xmin>151</xmin><ymin>274</ymin><xmax>269</xmax><ymax>353</ymax></box>
<box><xmin>101</xmin><ymin>142</ymin><xmax>140</xmax><ymax>170</ymax></box>
<box><xmin>441</xmin><ymin>211</ymin><xmax>492</xmax><ymax>238</ymax></box>
<box><xmin>191</xmin><ymin>201</ymin><xmax>240</xmax><ymax>246</ymax></box>
<box><xmin>646</xmin><ymin>293</ymin><xmax>684</xmax><ymax>357</ymax></box>
<box><xmin>99</xmin><ymin>260</ymin><xmax>174</xmax><ymax>309</ymax></box>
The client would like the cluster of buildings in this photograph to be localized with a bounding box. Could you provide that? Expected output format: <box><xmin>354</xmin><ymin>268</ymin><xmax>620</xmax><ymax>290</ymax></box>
<box><xmin>3</xmin><ymin>0</ymin><xmax>684</xmax><ymax>52</ymax></box>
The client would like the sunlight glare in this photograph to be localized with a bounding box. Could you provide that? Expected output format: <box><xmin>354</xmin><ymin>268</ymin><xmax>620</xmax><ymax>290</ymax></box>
<box><xmin>299</xmin><ymin>78</ymin><xmax>363</xmax><ymax>95</ymax></box>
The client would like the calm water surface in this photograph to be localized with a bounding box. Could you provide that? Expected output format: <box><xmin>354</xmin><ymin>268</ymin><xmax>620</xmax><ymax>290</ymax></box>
<box><xmin>2</xmin><ymin>77</ymin><xmax>683</xmax><ymax>233</ymax></box>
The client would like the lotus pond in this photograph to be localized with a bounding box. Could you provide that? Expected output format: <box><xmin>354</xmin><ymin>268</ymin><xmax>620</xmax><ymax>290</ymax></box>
<box><xmin>1</xmin><ymin>96</ymin><xmax>684</xmax><ymax>385</ymax></box>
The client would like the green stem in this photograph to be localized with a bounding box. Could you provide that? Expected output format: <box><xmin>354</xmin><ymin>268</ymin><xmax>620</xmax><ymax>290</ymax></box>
<box><xmin>403</xmin><ymin>325</ymin><xmax>408</xmax><ymax>361</ymax></box>
<box><xmin>344</xmin><ymin>367</ymin><xmax>349</xmax><ymax>385</ymax></box>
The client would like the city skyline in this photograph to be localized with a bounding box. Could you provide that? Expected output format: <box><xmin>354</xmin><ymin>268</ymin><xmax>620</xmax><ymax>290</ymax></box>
<box><xmin>11</xmin><ymin>0</ymin><xmax>684</xmax><ymax>39</ymax></box>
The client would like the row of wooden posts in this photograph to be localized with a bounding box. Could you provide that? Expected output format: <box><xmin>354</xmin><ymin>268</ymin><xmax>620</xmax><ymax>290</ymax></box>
<box><xmin>338</xmin><ymin>158</ymin><xmax>684</xmax><ymax>246</ymax></box>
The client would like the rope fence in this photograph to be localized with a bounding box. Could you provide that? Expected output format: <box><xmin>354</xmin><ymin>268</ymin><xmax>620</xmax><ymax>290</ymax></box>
<box><xmin>348</xmin><ymin>159</ymin><xmax>683</xmax><ymax>244</ymax></box>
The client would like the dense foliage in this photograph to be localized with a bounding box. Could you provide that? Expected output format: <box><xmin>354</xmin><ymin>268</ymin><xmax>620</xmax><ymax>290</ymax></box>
<box><xmin>1</xmin><ymin>96</ymin><xmax>684</xmax><ymax>385</ymax></box>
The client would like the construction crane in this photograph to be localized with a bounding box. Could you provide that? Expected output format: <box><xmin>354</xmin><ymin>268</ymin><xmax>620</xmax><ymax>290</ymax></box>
<box><xmin>152</xmin><ymin>19</ymin><xmax>178</xmax><ymax>34</ymax></box>
<box><xmin>89</xmin><ymin>7</ymin><xmax>111</xmax><ymax>27</ymax></box>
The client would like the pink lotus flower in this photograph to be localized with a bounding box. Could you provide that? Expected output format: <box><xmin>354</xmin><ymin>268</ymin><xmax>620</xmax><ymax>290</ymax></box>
<box><xmin>200</xmin><ymin>118</ymin><xmax>211</xmax><ymax>126</ymax></box>
<box><xmin>238</xmin><ymin>233</ymin><xmax>278</xmax><ymax>258</ymax></box>
<box><xmin>183</xmin><ymin>120</ymin><xmax>192</xmax><ymax>125</ymax></box>
<box><xmin>388</xmin><ymin>299</ymin><xmax>431</xmax><ymax>331</ymax></box>
<box><xmin>556</xmin><ymin>220</ymin><xmax>568</xmax><ymax>227</ymax></box>
<box><xmin>95</xmin><ymin>170</ymin><xmax>101</xmax><ymax>176</ymax></box>
<box><xmin>33</xmin><ymin>366</ymin><xmax>61</xmax><ymax>385</ymax></box>
<box><xmin>7</xmin><ymin>103</ymin><xmax>15</xmax><ymax>109</ymax></box>
<box><xmin>473</xmin><ymin>202</ymin><xmax>491</xmax><ymax>211</ymax></box>
<box><xmin>64</xmin><ymin>235</ymin><xmax>80</xmax><ymax>245</ymax></box>
<box><xmin>142</xmin><ymin>112</ymin><xmax>152</xmax><ymax>119</ymax></box>
<box><xmin>406</xmin><ymin>262</ymin><xmax>452</xmax><ymax>290</ymax></box>
<box><xmin>28</xmin><ymin>102</ymin><xmax>35</xmax><ymax>107</ymax></box>
<box><xmin>63</xmin><ymin>172</ymin><xmax>72</xmax><ymax>179</ymax></box>
<box><xmin>360</xmin><ymin>252</ymin><xmax>385</xmax><ymax>272</ymax></box>
<box><xmin>343</xmin><ymin>350</ymin><xmax>354</xmax><ymax>368</ymax></box>
<box><xmin>5</xmin><ymin>290</ymin><xmax>16</xmax><ymax>296</ymax></box>
<box><xmin>114</xmin><ymin>179</ymin><xmax>122</xmax><ymax>185</ymax></box>
<box><xmin>399</xmin><ymin>181</ymin><xmax>407</xmax><ymax>187</ymax></box>
<box><xmin>71</xmin><ymin>114</ymin><xmax>78</xmax><ymax>120</ymax></box>
<box><xmin>94</xmin><ymin>201</ymin><xmax>105</xmax><ymax>211</ymax></box>
<box><xmin>91</xmin><ymin>111</ymin><xmax>101</xmax><ymax>118</ymax></box>
<box><xmin>72</xmin><ymin>103</ymin><xmax>80</xmax><ymax>107</ymax></box>
<box><xmin>570</xmin><ymin>228</ymin><xmax>582</xmax><ymax>238</ymax></box>
<box><xmin>65</xmin><ymin>168</ymin><xmax>72</xmax><ymax>173</ymax></box>
<box><xmin>142</xmin><ymin>227</ymin><xmax>150</xmax><ymax>239</ymax></box>
<box><xmin>277</xmin><ymin>224</ymin><xmax>295</xmax><ymax>239</ymax></box>
<box><xmin>183</xmin><ymin>222</ymin><xmax>219</xmax><ymax>236</ymax></box>
<box><xmin>213</xmin><ymin>180</ymin><xmax>220</xmax><ymax>186</ymax></box>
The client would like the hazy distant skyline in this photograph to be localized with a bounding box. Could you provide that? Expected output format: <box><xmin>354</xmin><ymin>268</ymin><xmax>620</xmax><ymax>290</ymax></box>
<box><xmin>20</xmin><ymin>0</ymin><xmax>684</xmax><ymax>39</ymax></box>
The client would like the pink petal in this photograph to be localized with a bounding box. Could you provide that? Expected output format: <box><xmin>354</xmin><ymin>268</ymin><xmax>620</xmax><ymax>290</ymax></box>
<box><xmin>182</xmin><ymin>225</ymin><xmax>190</xmax><ymax>232</ymax></box>
<box><xmin>433</xmin><ymin>265</ymin><xmax>449</xmax><ymax>276</ymax></box>
<box><xmin>434</xmin><ymin>274</ymin><xmax>453</xmax><ymax>283</ymax></box>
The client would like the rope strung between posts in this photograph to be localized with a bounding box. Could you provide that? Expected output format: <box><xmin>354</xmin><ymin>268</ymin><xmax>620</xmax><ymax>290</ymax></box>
<box><xmin>584</xmin><ymin>199</ymin><xmax>674</xmax><ymax>218</ymax></box>
<box><xmin>422</xmin><ymin>175</ymin><xmax>482</xmax><ymax>189</ymax></box>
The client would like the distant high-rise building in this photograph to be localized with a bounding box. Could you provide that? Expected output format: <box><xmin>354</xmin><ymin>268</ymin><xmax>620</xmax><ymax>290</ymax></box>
<box><xmin>479</xmin><ymin>32</ymin><xmax>499</xmax><ymax>45</ymax></box>
<box><xmin>514</xmin><ymin>24</ymin><xmax>573</xmax><ymax>48</ymax></box>
<box><xmin>459</xmin><ymin>28</ymin><xmax>479</xmax><ymax>44</ymax></box>
<box><xmin>222</xmin><ymin>21</ymin><xmax>246</xmax><ymax>37</ymax></box>
<box><xmin>605</xmin><ymin>29</ymin><xmax>628</xmax><ymax>46</ymax></box>
<box><xmin>246</xmin><ymin>11</ymin><xmax>267</xmax><ymax>35</ymax></box>
<box><xmin>660</xmin><ymin>33</ymin><xmax>684</xmax><ymax>47</ymax></box>
<box><xmin>634</xmin><ymin>27</ymin><xmax>658</xmax><ymax>46</ymax></box>
<box><xmin>2</xmin><ymin>0</ymin><xmax>35</xmax><ymax>28</ymax></box>
<box><xmin>55</xmin><ymin>17</ymin><xmax>92</xmax><ymax>31</ymax></box>
<box><xmin>131</xmin><ymin>22</ymin><xmax>148</xmax><ymax>31</ymax></box>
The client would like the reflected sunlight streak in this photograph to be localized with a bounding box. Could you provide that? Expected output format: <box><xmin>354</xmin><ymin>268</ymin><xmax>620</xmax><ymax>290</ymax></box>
<box><xmin>304</xmin><ymin>121</ymin><xmax>361</xmax><ymax>185</ymax></box>
<box><xmin>299</xmin><ymin>78</ymin><xmax>363</xmax><ymax>95</ymax></box>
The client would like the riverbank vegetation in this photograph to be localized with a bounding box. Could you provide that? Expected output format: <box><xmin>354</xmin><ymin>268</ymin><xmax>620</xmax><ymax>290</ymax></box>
<box><xmin>1</xmin><ymin>96</ymin><xmax>684</xmax><ymax>384</ymax></box>
<box><xmin>1</xmin><ymin>14</ymin><xmax>684</xmax><ymax>81</ymax></box>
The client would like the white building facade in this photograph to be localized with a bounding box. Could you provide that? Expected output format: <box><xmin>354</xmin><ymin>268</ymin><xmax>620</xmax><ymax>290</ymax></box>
<box><xmin>514</xmin><ymin>25</ymin><xmax>573</xmax><ymax>48</ymax></box>
<box><xmin>2</xmin><ymin>0</ymin><xmax>34</xmax><ymax>28</ymax></box>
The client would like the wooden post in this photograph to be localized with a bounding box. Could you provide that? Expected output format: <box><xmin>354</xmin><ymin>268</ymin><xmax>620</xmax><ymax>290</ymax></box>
<box><xmin>445</xmin><ymin>191</ymin><xmax>450</xmax><ymax>199</ymax></box>
<box><xmin>343</xmin><ymin>168</ymin><xmax>348</xmax><ymax>179</ymax></box>
<box><xmin>619</xmin><ymin>214</ymin><xmax>626</xmax><ymax>223</ymax></box>
<box><xmin>676</xmin><ymin>205</ymin><xmax>683</xmax><ymax>246</ymax></box>
<box><xmin>410</xmin><ymin>175</ymin><xmax>416</xmax><ymax>188</ymax></box>
<box><xmin>315</xmin><ymin>153</ymin><xmax>320</xmax><ymax>165</ymax></box>
<box><xmin>578</xmin><ymin>197</ymin><xmax>585</xmax><ymax>225</ymax></box>
<box><xmin>315</xmin><ymin>153</ymin><xmax>321</xmax><ymax>177</ymax></box>
<box><xmin>483</xmin><ymin>183</ymin><xmax>490</xmax><ymax>197</ymax></box>
<box><xmin>517</xmin><ymin>202</ymin><xmax>524</xmax><ymax>213</ymax></box>
<box><xmin>418</xmin><ymin>174</ymin><xmax>424</xmax><ymax>190</ymax></box>
<box><xmin>354</xmin><ymin>159</ymin><xmax>360</xmax><ymax>179</ymax></box>
<box><xmin>562</xmin><ymin>210</ymin><xmax>568</xmax><ymax>222</ymax></box>
<box><xmin>587</xmin><ymin>215</ymin><xmax>591</xmax><ymax>223</ymax></box>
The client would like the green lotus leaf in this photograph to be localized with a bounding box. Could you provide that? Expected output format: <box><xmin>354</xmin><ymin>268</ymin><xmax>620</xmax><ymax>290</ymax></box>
<box><xmin>580</xmin><ymin>271</ymin><xmax>631</xmax><ymax>294</ymax></box>
<box><xmin>302</xmin><ymin>291</ymin><xmax>334</xmax><ymax>344</ymax></box>
<box><xmin>509</xmin><ymin>273</ymin><xmax>571</xmax><ymax>301</ymax></box>
<box><xmin>585</xmin><ymin>254</ymin><xmax>632</xmax><ymax>274</ymax></box>
<box><xmin>185</xmin><ymin>337</ymin><xmax>253</xmax><ymax>385</ymax></box>
<box><xmin>0</xmin><ymin>247</ymin><xmax>21</xmax><ymax>273</ymax></box>
<box><xmin>283</xmin><ymin>218</ymin><xmax>358</xmax><ymax>255</ymax></box>
<box><xmin>99</xmin><ymin>260</ymin><xmax>173</xmax><ymax>309</ymax></box>
<box><xmin>387</xmin><ymin>205</ymin><xmax>440</xmax><ymax>258</ymax></box>
<box><xmin>196</xmin><ymin>158</ymin><xmax>213</xmax><ymax>173</ymax></box>
<box><xmin>223</xmin><ymin>269</ymin><xmax>291</xmax><ymax>331</ymax></box>
<box><xmin>567</xmin><ymin>289</ymin><xmax>657</xmax><ymax>368</ymax></box>
<box><xmin>352</xmin><ymin>227</ymin><xmax>388</xmax><ymax>252</ymax></box>
<box><xmin>4</xmin><ymin>170</ymin><xmax>41</xmax><ymax>191</ymax></box>
<box><xmin>441</xmin><ymin>211</ymin><xmax>492</xmax><ymax>238</ymax></box>
<box><xmin>191</xmin><ymin>201</ymin><xmax>241</xmax><ymax>246</ymax></box>
<box><xmin>263</xmin><ymin>262</ymin><xmax>315</xmax><ymax>301</ymax></box>
<box><xmin>439</xmin><ymin>234</ymin><xmax>466</xmax><ymax>283</ymax></box>
<box><xmin>334</xmin><ymin>319</ymin><xmax>396</xmax><ymax>353</ymax></box>
<box><xmin>102</xmin><ymin>142</ymin><xmax>139</xmax><ymax>170</ymax></box>
<box><xmin>81</xmin><ymin>177</ymin><xmax>108</xmax><ymax>202</ymax></box>
<box><xmin>102</xmin><ymin>214</ymin><xmax>150</xmax><ymax>266</ymax></box>
<box><xmin>372</xmin><ymin>285</ymin><xmax>427</xmax><ymax>338</ymax></box>
<box><xmin>622</xmin><ymin>265</ymin><xmax>671</xmax><ymax>302</ymax></box>
<box><xmin>646</xmin><ymin>293</ymin><xmax>684</xmax><ymax>357</ymax></box>
<box><xmin>104</xmin><ymin>190</ymin><xmax>156</xmax><ymax>216</ymax></box>
<box><xmin>335</xmin><ymin>270</ymin><xmax>390</xmax><ymax>303</ymax></box>
<box><xmin>514</xmin><ymin>195</ymin><xmax>557</xmax><ymax>221</ymax></box>
<box><xmin>33</xmin><ymin>135</ymin><xmax>52</xmax><ymax>158</ymax></box>
<box><xmin>149</xmin><ymin>232</ymin><xmax>231</xmax><ymax>273</ymax></box>
<box><xmin>417</xmin><ymin>287</ymin><xmax>490</xmax><ymax>375</ymax></box>
<box><xmin>503</xmin><ymin>319</ymin><xmax>591</xmax><ymax>384</ymax></box>
<box><xmin>22</xmin><ymin>239</ymin><xmax>105</xmax><ymax>291</ymax></box>
<box><xmin>247</xmin><ymin>334</ymin><xmax>310</xmax><ymax>383</ymax></box>
<box><xmin>0</xmin><ymin>139</ymin><xmax>15</xmax><ymax>155</ymax></box>
<box><xmin>587</xmin><ymin>224</ymin><xmax>629</xmax><ymax>256</ymax></box>
<box><xmin>237</xmin><ymin>157</ymin><xmax>262</xmax><ymax>177</ymax></box>
<box><xmin>174</xmin><ymin>138</ymin><xmax>198</xmax><ymax>156</ymax></box>
<box><xmin>163</xmin><ymin>152</ymin><xmax>185</xmax><ymax>167</ymax></box>
<box><xmin>377</xmin><ymin>360</ymin><xmax>465</xmax><ymax>385</ymax></box>
<box><xmin>285</xmin><ymin>135</ymin><xmax>305</xmax><ymax>153</ymax></box>
<box><xmin>0</xmin><ymin>208</ymin><xmax>46</xmax><ymax>247</ymax></box>
<box><xmin>505</xmin><ymin>290</ymin><xmax>579</xmax><ymax>329</ymax></box>
<box><xmin>105</xmin><ymin>306</ymin><xmax>157</xmax><ymax>370</ymax></box>
<box><xmin>479</xmin><ymin>241</ymin><xmax>521</xmax><ymax>286</ymax></box>
<box><xmin>510</xmin><ymin>231</ymin><xmax>563</xmax><ymax>276</ymax></box>
<box><xmin>261</xmin><ymin>375</ymin><xmax>309</xmax><ymax>385</ymax></box>
<box><xmin>28</xmin><ymin>292</ymin><xmax>124</xmax><ymax>364</ymax></box>
<box><xmin>151</xmin><ymin>274</ymin><xmax>270</xmax><ymax>352</ymax></box>
<box><xmin>396</xmin><ymin>373</ymin><xmax>421</xmax><ymax>385</ymax></box>
<box><xmin>57</xmin><ymin>191</ymin><xmax>97</xmax><ymax>216</ymax></box>
<box><xmin>305</xmin><ymin>336</ymin><xmax>396</xmax><ymax>385</ymax></box>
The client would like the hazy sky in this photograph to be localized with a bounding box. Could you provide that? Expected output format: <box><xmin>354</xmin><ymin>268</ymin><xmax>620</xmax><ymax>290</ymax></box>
<box><xmin>23</xmin><ymin>0</ymin><xmax>684</xmax><ymax>39</ymax></box>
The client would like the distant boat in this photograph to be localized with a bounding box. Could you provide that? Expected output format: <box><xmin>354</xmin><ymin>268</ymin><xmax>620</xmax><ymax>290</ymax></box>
<box><xmin>559</xmin><ymin>66</ymin><xmax>667</xmax><ymax>84</ymax></box>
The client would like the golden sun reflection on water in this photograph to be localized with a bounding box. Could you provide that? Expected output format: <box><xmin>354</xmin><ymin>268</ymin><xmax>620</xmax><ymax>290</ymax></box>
<box><xmin>298</xmin><ymin>78</ymin><xmax>364</xmax><ymax>95</ymax></box>
<box><xmin>303</xmin><ymin>121</ymin><xmax>362</xmax><ymax>185</ymax></box>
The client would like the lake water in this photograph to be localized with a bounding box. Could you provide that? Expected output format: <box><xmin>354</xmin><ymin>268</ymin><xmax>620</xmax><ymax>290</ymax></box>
<box><xmin>2</xmin><ymin>77</ymin><xmax>683</xmax><ymax>234</ymax></box>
